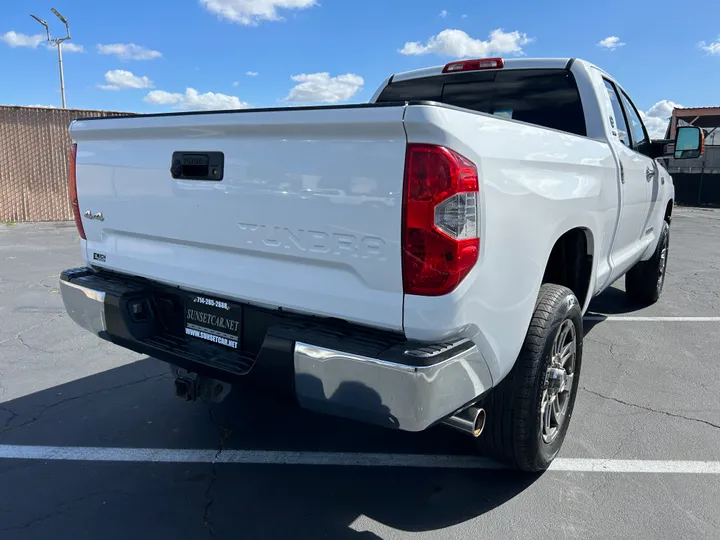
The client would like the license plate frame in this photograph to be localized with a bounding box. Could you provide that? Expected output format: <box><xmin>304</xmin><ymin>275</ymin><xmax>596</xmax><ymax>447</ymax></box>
<box><xmin>184</xmin><ymin>294</ymin><xmax>242</xmax><ymax>350</ymax></box>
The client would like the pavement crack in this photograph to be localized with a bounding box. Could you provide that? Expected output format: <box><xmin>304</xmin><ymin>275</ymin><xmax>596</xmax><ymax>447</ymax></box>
<box><xmin>0</xmin><ymin>405</ymin><xmax>19</xmax><ymax>435</ymax></box>
<box><xmin>0</xmin><ymin>489</ymin><xmax>126</xmax><ymax>532</ymax></box>
<box><xmin>0</xmin><ymin>314</ymin><xmax>63</xmax><ymax>348</ymax></box>
<box><xmin>0</xmin><ymin>373</ymin><xmax>171</xmax><ymax>439</ymax></box>
<box><xmin>37</xmin><ymin>275</ymin><xmax>60</xmax><ymax>290</ymax></box>
<box><xmin>582</xmin><ymin>387</ymin><xmax>720</xmax><ymax>430</ymax></box>
<box><xmin>204</xmin><ymin>406</ymin><xmax>232</xmax><ymax>538</ymax></box>
<box><xmin>0</xmin><ymin>509</ymin><xmax>65</xmax><ymax>533</ymax></box>
<box><xmin>16</xmin><ymin>333</ymin><xmax>48</xmax><ymax>353</ymax></box>
<box><xmin>14</xmin><ymin>332</ymin><xmax>92</xmax><ymax>355</ymax></box>
<box><xmin>585</xmin><ymin>335</ymin><xmax>629</xmax><ymax>377</ymax></box>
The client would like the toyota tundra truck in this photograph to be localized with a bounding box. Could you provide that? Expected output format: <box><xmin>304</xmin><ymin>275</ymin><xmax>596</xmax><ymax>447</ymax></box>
<box><xmin>60</xmin><ymin>57</ymin><xmax>704</xmax><ymax>471</ymax></box>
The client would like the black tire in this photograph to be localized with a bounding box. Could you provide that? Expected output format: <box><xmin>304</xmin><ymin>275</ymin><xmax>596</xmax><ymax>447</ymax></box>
<box><xmin>625</xmin><ymin>220</ymin><xmax>670</xmax><ymax>306</ymax></box>
<box><xmin>477</xmin><ymin>284</ymin><xmax>583</xmax><ymax>472</ymax></box>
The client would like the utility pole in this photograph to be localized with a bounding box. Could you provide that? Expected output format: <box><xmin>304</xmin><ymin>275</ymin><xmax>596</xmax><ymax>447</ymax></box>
<box><xmin>30</xmin><ymin>8</ymin><xmax>71</xmax><ymax>109</ymax></box>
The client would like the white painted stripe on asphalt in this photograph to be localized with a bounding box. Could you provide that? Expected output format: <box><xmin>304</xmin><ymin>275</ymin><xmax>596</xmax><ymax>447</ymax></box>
<box><xmin>584</xmin><ymin>315</ymin><xmax>720</xmax><ymax>322</ymax></box>
<box><xmin>675</xmin><ymin>212</ymin><xmax>720</xmax><ymax>220</ymax></box>
<box><xmin>549</xmin><ymin>459</ymin><xmax>720</xmax><ymax>474</ymax></box>
<box><xmin>1</xmin><ymin>445</ymin><xmax>720</xmax><ymax>474</ymax></box>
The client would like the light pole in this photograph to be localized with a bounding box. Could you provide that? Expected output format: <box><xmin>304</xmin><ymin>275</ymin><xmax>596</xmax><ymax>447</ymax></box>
<box><xmin>30</xmin><ymin>8</ymin><xmax>71</xmax><ymax>109</ymax></box>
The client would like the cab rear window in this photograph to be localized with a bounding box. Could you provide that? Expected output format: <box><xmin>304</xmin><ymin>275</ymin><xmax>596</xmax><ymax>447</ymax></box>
<box><xmin>376</xmin><ymin>69</ymin><xmax>587</xmax><ymax>137</ymax></box>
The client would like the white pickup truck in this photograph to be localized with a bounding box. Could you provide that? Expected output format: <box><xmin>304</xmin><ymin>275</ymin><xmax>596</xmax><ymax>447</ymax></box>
<box><xmin>61</xmin><ymin>57</ymin><xmax>704</xmax><ymax>471</ymax></box>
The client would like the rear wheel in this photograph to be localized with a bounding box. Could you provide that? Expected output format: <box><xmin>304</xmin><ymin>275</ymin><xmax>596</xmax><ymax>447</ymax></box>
<box><xmin>625</xmin><ymin>220</ymin><xmax>670</xmax><ymax>305</ymax></box>
<box><xmin>477</xmin><ymin>284</ymin><xmax>583</xmax><ymax>471</ymax></box>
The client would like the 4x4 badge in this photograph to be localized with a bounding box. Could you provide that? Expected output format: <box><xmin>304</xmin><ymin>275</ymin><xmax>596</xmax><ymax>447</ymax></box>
<box><xmin>84</xmin><ymin>210</ymin><xmax>104</xmax><ymax>221</ymax></box>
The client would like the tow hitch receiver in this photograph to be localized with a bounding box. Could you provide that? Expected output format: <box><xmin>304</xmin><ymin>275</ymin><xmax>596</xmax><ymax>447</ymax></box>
<box><xmin>171</xmin><ymin>367</ymin><xmax>232</xmax><ymax>403</ymax></box>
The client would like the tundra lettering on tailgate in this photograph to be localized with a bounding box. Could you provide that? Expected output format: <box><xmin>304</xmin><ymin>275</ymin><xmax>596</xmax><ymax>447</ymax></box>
<box><xmin>238</xmin><ymin>223</ymin><xmax>386</xmax><ymax>260</ymax></box>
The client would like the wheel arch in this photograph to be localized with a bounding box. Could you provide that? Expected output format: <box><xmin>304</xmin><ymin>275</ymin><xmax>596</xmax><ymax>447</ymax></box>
<box><xmin>541</xmin><ymin>226</ymin><xmax>595</xmax><ymax>310</ymax></box>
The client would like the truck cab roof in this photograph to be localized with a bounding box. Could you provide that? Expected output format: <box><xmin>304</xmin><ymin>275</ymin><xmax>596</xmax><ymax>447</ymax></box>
<box><xmin>390</xmin><ymin>58</ymin><xmax>577</xmax><ymax>83</ymax></box>
<box><xmin>370</xmin><ymin>57</ymin><xmax>615</xmax><ymax>103</ymax></box>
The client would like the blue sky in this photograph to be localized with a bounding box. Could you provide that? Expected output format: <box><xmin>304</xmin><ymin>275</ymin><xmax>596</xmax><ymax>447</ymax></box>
<box><xmin>2</xmin><ymin>0</ymin><xmax>719</xmax><ymax>136</ymax></box>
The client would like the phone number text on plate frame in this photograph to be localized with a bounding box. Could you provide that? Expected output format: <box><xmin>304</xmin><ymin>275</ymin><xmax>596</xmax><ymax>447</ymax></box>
<box><xmin>192</xmin><ymin>296</ymin><xmax>230</xmax><ymax>311</ymax></box>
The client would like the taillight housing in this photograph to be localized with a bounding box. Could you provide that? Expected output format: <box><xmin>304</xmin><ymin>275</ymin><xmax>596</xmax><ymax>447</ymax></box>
<box><xmin>68</xmin><ymin>143</ymin><xmax>86</xmax><ymax>240</ymax></box>
<box><xmin>402</xmin><ymin>144</ymin><xmax>479</xmax><ymax>296</ymax></box>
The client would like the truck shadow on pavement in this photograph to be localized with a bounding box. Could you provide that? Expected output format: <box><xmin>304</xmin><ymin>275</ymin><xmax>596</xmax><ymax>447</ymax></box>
<box><xmin>587</xmin><ymin>285</ymin><xmax>645</xmax><ymax>315</ymax></box>
<box><xmin>583</xmin><ymin>285</ymin><xmax>650</xmax><ymax>337</ymax></box>
<box><xmin>0</xmin><ymin>358</ymin><xmax>540</xmax><ymax>539</ymax></box>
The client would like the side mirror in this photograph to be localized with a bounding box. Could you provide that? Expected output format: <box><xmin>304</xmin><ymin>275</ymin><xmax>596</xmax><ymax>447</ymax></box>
<box><xmin>674</xmin><ymin>126</ymin><xmax>705</xmax><ymax>159</ymax></box>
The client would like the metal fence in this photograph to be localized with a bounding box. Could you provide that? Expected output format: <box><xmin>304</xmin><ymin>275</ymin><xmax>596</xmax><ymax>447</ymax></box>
<box><xmin>665</xmin><ymin>146</ymin><xmax>720</xmax><ymax>207</ymax></box>
<box><xmin>664</xmin><ymin>146</ymin><xmax>720</xmax><ymax>172</ymax></box>
<box><xmin>0</xmin><ymin>106</ymin><xmax>128</xmax><ymax>222</ymax></box>
<box><xmin>670</xmin><ymin>171</ymin><xmax>720</xmax><ymax>208</ymax></box>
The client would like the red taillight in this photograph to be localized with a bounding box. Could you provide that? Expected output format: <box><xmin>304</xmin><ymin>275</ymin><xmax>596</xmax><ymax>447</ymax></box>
<box><xmin>68</xmin><ymin>143</ymin><xmax>86</xmax><ymax>240</ymax></box>
<box><xmin>402</xmin><ymin>144</ymin><xmax>479</xmax><ymax>296</ymax></box>
<box><xmin>442</xmin><ymin>57</ymin><xmax>504</xmax><ymax>73</ymax></box>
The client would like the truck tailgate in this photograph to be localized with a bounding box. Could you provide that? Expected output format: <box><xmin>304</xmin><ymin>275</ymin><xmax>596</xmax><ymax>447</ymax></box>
<box><xmin>70</xmin><ymin>105</ymin><xmax>408</xmax><ymax>330</ymax></box>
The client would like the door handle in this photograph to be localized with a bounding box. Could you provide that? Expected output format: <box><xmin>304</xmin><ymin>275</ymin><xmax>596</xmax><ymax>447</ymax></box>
<box><xmin>645</xmin><ymin>167</ymin><xmax>655</xmax><ymax>181</ymax></box>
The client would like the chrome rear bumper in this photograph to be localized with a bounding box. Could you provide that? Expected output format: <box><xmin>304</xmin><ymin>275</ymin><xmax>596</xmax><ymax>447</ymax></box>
<box><xmin>60</xmin><ymin>267</ymin><xmax>494</xmax><ymax>432</ymax></box>
<box><xmin>60</xmin><ymin>277</ymin><xmax>107</xmax><ymax>336</ymax></box>
<box><xmin>294</xmin><ymin>342</ymin><xmax>493</xmax><ymax>431</ymax></box>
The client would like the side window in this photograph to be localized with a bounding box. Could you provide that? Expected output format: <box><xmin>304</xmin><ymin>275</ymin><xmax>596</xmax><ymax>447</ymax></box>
<box><xmin>603</xmin><ymin>80</ymin><xmax>630</xmax><ymax>147</ymax></box>
<box><xmin>619</xmin><ymin>91</ymin><xmax>649</xmax><ymax>149</ymax></box>
<box><xmin>375</xmin><ymin>78</ymin><xmax>443</xmax><ymax>102</ymax></box>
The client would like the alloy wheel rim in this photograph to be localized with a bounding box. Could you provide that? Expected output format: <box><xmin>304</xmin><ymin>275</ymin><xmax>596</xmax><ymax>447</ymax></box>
<box><xmin>540</xmin><ymin>320</ymin><xmax>576</xmax><ymax>444</ymax></box>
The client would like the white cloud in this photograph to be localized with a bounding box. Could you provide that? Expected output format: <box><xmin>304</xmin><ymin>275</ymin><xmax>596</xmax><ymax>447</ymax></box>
<box><xmin>3</xmin><ymin>32</ymin><xmax>84</xmax><ymax>52</ymax></box>
<box><xmin>45</xmin><ymin>42</ymin><xmax>85</xmax><ymax>53</ymax></box>
<box><xmin>144</xmin><ymin>88</ymin><xmax>249</xmax><ymax>110</ymax></box>
<box><xmin>439</xmin><ymin>10</ymin><xmax>448</xmax><ymax>18</ymax></box>
<box><xmin>699</xmin><ymin>38</ymin><xmax>720</xmax><ymax>55</ymax></box>
<box><xmin>1</xmin><ymin>31</ymin><xmax>45</xmax><ymax>48</ymax></box>
<box><xmin>641</xmin><ymin>100</ymin><xmax>681</xmax><ymax>139</ymax></box>
<box><xmin>144</xmin><ymin>90</ymin><xmax>182</xmax><ymax>105</ymax></box>
<box><xmin>461</xmin><ymin>14</ymin><xmax>468</xmax><ymax>18</ymax></box>
<box><xmin>246</xmin><ymin>71</ymin><xmax>259</xmax><ymax>76</ymax></box>
<box><xmin>62</xmin><ymin>43</ymin><xmax>85</xmax><ymax>53</ymax></box>
<box><xmin>400</xmin><ymin>29</ymin><xmax>533</xmax><ymax>58</ymax></box>
<box><xmin>646</xmin><ymin>100</ymin><xmax>678</xmax><ymax>119</ymax></box>
<box><xmin>641</xmin><ymin>115</ymin><xmax>669</xmax><ymax>139</ymax></box>
<box><xmin>233</xmin><ymin>81</ymin><xmax>239</xmax><ymax>86</ymax></box>
<box><xmin>283</xmin><ymin>72</ymin><xmax>364</xmax><ymax>104</ymax></box>
<box><xmin>199</xmin><ymin>0</ymin><xmax>317</xmax><ymax>25</ymax></box>
<box><xmin>97</xmin><ymin>43</ymin><xmax>162</xmax><ymax>61</ymax></box>
<box><xmin>99</xmin><ymin>70</ymin><xmax>154</xmax><ymax>91</ymax></box>
<box><xmin>598</xmin><ymin>36</ymin><xmax>625</xmax><ymax>50</ymax></box>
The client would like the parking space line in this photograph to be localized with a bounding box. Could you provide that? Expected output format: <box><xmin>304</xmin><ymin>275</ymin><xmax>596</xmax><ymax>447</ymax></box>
<box><xmin>1</xmin><ymin>445</ymin><xmax>720</xmax><ymax>474</ymax></box>
<box><xmin>675</xmin><ymin>212</ymin><xmax>720</xmax><ymax>220</ymax></box>
<box><xmin>585</xmin><ymin>316</ymin><xmax>720</xmax><ymax>322</ymax></box>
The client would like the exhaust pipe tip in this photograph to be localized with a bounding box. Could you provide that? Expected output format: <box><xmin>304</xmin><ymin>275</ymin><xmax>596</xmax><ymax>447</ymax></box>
<box><xmin>442</xmin><ymin>406</ymin><xmax>486</xmax><ymax>438</ymax></box>
<box><xmin>473</xmin><ymin>408</ymin><xmax>486</xmax><ymax>437</ymax></box>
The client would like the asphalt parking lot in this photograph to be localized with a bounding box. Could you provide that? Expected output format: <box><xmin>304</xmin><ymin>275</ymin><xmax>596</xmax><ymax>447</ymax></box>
<box><xmin>1</xmin><ymin>208</ymin><xmax>719</xmax><ymax>540</ymax></box>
